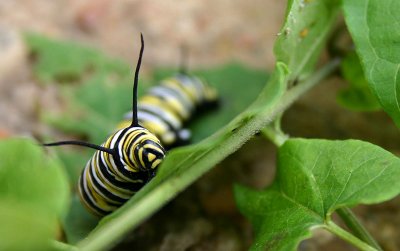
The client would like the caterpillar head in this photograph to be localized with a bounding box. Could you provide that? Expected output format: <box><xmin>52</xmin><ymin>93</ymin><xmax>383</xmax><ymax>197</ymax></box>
<box><xmin>116</xmin><ymin>126</ymin><xmax>166</xmax><ymax>173</ymax></box>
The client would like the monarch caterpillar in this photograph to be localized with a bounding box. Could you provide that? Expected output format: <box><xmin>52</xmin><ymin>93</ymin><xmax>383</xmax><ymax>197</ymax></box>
<box><xmin>117</xmin><ymin>72</ymin><xmax>218</xmax><ymax>149</ymax></box>
<box><xmin>44</xmin><ymin>34</ymin><xmax>218</xmax><ymax>216</ymax></box>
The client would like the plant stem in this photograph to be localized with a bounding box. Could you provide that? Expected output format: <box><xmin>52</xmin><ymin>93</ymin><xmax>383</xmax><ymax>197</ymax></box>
<box><xmin>261</xmin><ymin>58</ymin><xmax>341</xmax><ymax>147</ymax></box>
<box><xmin>261</xmin><ymin>126</ymin><xmax>288</xmax><ymax>147</ymax></box>
<box><xmin>280</xmin><ymin>58</ymin><xmax>341</xmax><ymax>112</ymax></box>
<box><xmin>325</xmin><ymin>221</ymin><xmax>377</xmax><ymax>251</ymax></box>
<box><xmin>337</xmin><ymin>207</ymin><xmax>383</xmax><ymax>251</ymax></box>
<box><xmin>50</xmin><ymin>240</ymin><xmax>78</xmax><ymax>251</ymax></box>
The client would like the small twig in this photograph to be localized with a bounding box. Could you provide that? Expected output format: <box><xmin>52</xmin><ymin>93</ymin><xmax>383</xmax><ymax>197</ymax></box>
<box><xmin>325</xmin><ymin>221</ymin><xmax>377</xmax><ymax>251</ymax></box>
<box><xmin>337</xmin><ymin>207</ymin><xmax>383</xmax><ymax>251</ymax></box>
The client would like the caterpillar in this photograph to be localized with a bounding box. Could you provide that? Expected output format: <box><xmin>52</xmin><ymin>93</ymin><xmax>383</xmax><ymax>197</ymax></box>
<box><xmin>117</xmin><ymin>73</ymin><xmax>218</xmax><ymax>149</ymax></box>
<box><xmin>44</xmin><ymin>34</ymin><xmax>218</xmax><ymax>216</ymax></box>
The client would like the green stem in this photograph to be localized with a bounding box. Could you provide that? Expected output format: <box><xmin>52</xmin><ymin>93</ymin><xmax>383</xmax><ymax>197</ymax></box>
<box><xmin>325</xmin><ymin>221</ymin><xmax>377</xmax><ymax>251</ymax></box>
<box><xmin>261</xmin><ymin>58</ymin><xmax>341</xmax><ymax>147</ymax></box>
<box><xmin>279</xmin><ymin>58</ymin><xmax>341</xmax><ymax>112</ymax></box>
<box><xmin>337</xmin><ymin>207</ymin><xmax>383</xmax><ymax>251</ymax></box>
<box><xmin>261</xmin><ymin>126</ymin><xmax>288</xmax><ymax>147</ymax></box>
<box><xmin>50</xmin><ymin>240</ymin><xmax>78</xmax><ymax>251</ymax></box>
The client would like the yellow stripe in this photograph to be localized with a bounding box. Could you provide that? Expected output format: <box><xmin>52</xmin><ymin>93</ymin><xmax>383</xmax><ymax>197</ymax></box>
<box><xmin>140</xmin><ymin>95</ymin><xmax>188</xmax><ymax>120</ymax></box>
<box><xmin>166</xmin><ymin>78</ymin><xmax>197</xmax><ymax>104</ymax></box>
<box><xmin>92</xmin><ymin>152</ymin><xmax>132</xmax><ymax>198</ymax></box>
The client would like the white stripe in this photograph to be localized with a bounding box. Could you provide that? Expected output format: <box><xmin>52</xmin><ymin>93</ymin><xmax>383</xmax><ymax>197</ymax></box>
<box><xmin>138</xmin><ymin>111</ymin><xmax>177</xmax><ymax>144</ymax></box>
<box><xmin>139</xmin><ymin>103</ymin><xmax>182</xmax><ymax>129</ymax></box>
<box><xmin>80</xmin><ymin>163</ymin><xmax>116</xmax><ymax>213</ymax></box>
<box><xmin>107</xmin><ymin>129</ymin><xmax>138</xmax><ymax>182</ymax></box>
<box><xmin>138</xmin><ymin>111</ymin><xmax>172</xmax><ymax>132</ymax></box>
<box><xmin>176</xmin><ymin>75</ymin><xmax>203</xmax><ymax>102</ymax></box>
<box><xmin>109</xmin><ymin>129</ymin><xmax>124</xmax><ymax>148</ymax></box>
<box><xmin>90</xmin><ymin>153</ymin><xmax>132</xmax><ymax>199</ymax></box>
<box><xmin>151</xmin><ymin>85</ymin><xmax>195</xmax><ymax>112</ymax></box>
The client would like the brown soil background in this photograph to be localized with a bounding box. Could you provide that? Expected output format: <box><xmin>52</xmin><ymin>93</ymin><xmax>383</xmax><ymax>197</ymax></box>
<box><xmin>0</xmin><ymin>1</ymin><xmax>399</xmax><ymax>250</ymax></box>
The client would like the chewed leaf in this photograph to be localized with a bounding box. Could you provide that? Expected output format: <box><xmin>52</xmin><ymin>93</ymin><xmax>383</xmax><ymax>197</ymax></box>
<box><xmin>0</xmin><ymin>138</ymin><xmax>70</xmax><ymax>250</ymax></box>
<box><xmin>343</xmin><ymin>0</ymin><xmax>400</xmax><ymax>126</ymax></box>
<box><xmin>235</xmin><ymin>139</ymin><xmax>400</xmax><ymax>250</ymax></box>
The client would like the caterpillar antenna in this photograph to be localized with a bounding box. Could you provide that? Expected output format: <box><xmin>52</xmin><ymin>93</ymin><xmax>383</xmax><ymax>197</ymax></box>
<box><xmin>43</xmin><ymin>141</ymin><xmax>115</xmax><ymax>155</ymax></box>
<box><xmin>131</xmin><ymin>33</ymin><xmax>144</xmax><ymax>126</ymax></box>
<box><xmin>179</xmin><ymin>44</ymin><xmax>188</xmax><ymax>75</ymax></box>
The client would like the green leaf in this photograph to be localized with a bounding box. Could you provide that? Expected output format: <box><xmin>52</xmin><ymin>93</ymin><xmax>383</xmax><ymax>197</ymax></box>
<box><xmin>337</xmin><ymin>52</ymin><xmax>381</xmax><ymax>111</ymax></box>
<box><xmin>0</xmin><ymin>138</ymin><xmax>70</xmax><ymax>250</ymax></box>
<box><xmin>274</xmin><ymin>0</ymin><xmax>340</xmax><ymax>80</ymax></box>
<box><xmin>52</xmin><ymin>150</ymin><xmax>98</xmax><ymax>244</ymax></box>
<box><xmin>342</xmin><ymin>0</ymin><xmax>400</xmax><ymax>126</ymax></box>
<box><xmin>56</xmin><ymin>149</ymin><xmax>92</xmax><ymax>185</ymax></box>
<box><xmin>63</xmin><ymin>195</ymin><xmax>99</xmax><ymax>244</ymax></box>
<box><xmin>46</xmin><ymin>74</ymin><xmax>134</xmax><ymax>143</ymax></box>
<box><xmin>25</xmin><ymin>33</ymin><xmax>130</xmax><ymax>83</ymax></box>
<box><xmin>235</xmin><ymin>139</ymin><xmax>400</xmax><ymax>250</ymax></box>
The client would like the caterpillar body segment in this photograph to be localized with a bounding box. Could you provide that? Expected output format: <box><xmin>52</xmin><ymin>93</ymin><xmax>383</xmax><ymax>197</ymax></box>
<box><xmin>118</xmin><ymin>74</ymin><xmax>218</xmax><ymax>149</ymax></box>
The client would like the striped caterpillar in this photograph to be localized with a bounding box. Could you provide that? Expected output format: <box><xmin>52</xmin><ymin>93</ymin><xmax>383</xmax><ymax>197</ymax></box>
<box><xmin>44</xmin><ymin>34</ymin><xmax>218</xmax><ymax>216</ymax></box>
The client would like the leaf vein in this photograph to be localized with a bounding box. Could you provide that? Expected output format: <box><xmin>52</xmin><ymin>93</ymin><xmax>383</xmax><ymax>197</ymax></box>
<box><xmin>339</xmin><ymin>162</ymin><xmax>389</xmax><ymax>203</ymax></box>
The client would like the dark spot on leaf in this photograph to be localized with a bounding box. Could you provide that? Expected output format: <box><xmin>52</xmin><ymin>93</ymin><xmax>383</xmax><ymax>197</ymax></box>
<box><xmin>264</xmin><ymin>232</ymin><xmax>288</xmax><ymax>249</ymax></box>
<box><xmin>54</xmin><ymin>72</ymin><xmax>81</xmax><ymax>84</ymax></box>
<box><xmin>28</xmin><ymin>50</ymin><xmax>39</xmax><ymax>63</ymax></box>
<box><xmin>380</xmin><ymin>160</ymin><xmax>391</xmax><ymax>167</ymax></box>
<box><xmin>299</xmin><ymin>28</ymin><xmax>309</xmax><ymax>38</ymax></box>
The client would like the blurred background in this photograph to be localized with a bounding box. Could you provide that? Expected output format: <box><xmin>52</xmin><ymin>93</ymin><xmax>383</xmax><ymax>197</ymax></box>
<box><xmin>0</xmin><ymin>1</ymin><xmax>399</xmax><ymax>250</ymax></box>
<box><xmin>0</xmin><ymin>0</ymin><xmax>285</xmax><ymax>136</ymax></box>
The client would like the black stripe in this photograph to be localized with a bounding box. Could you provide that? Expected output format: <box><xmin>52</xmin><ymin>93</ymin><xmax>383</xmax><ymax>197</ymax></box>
<box><xmin>79</xmin><ymin>171</ymin><xmax>110</xmax><ymax>216</ymax></box>
<box><xmin>88</xmin><ymin>160</ymin><xmax>128</xmax><ymax>204</ymax></box>
<box><xmin>125</xmin><ymin>131</ymin><xmax>147</xmax><ymax>169</ymax></box>
<box><xmin>109</xmin><ymin>147</ymin><xmax>150</xmax><ymax>189</ymax></box>
<box><xmin>143</xmin><ymin>144</ymin><xmax>166</xmax><ymax>170</ymax></box>
<box><xmin>111</xmin><ymin>128</ymin><xmax>142</xmax><ymax>179</ymax></box>
<box><xmin>133</xmin><ymin>142</ymin><xmax>147</xmax><ymax>171</ymax></box>
<box><xmin>176</xmin><ymin>75</ymin><xmax>204</xmax><ymax>103</ymax></box>
<box><xmin>97</xmin><ymin>151</ymin><xmax>144</xmax><ymax>192</ymax></box>
<box><xmin>97</xmin><ymin>151</ymin><xmax>133</xmax><ymax>188</ymax></box>
<box><xmin>167</xmin><ymin>78</ymin><xmax>197</xmax><ymax>105</ymax></box>
<box><xmin>138</xmin><ymin>107</ymin><xmax>177</xmax><ymax>131</ymax></box>
<box><xmin>153</xmin><ymin>85</ymin><xmax>189</xmax><ymax>106</ymax></box>
<box><xmin>151</xmin><ymin>85</ymin><xmax>194</xmax><ymax>116</ymax></box>
<box><xmin>134</xmin><ymin>140</ymin><xmax>165</xmax><ymax>170</ymax></box>
<box><xmin>84</xmin><ymin>170</ymin><xmax>121</xmax><ymax>209</ymax></box>
<box><xmin>137</xmin><ymin>108</ymin><xmax>191</xmax><ymax>148</ymax></box>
